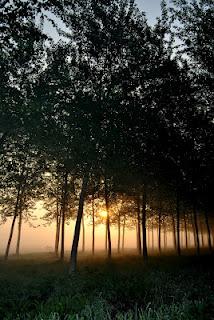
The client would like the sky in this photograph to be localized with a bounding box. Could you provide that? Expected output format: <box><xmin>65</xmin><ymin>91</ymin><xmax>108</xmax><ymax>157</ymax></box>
<box><xmin>136</xmin><ymin>0</ymin><xmax>163</xmax><ymax>24</ymax></box>
<box><xmin>44</xmin><ymin>0</ymin><xmax>168</xmax><ymax>42</ymax></box>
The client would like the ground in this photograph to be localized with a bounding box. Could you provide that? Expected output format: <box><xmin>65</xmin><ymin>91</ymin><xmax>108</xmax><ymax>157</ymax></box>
<box><xmin>0</xmin><ymin>250</ymin><xmax>214</xmax><ymax>319</ymax></box>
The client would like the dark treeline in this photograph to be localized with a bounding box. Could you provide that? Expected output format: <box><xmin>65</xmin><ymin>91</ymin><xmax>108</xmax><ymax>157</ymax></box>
<box><xmin>0</xmin><ymin>0</ymin><xmax>213</xmax><ymax>272</ymax></box>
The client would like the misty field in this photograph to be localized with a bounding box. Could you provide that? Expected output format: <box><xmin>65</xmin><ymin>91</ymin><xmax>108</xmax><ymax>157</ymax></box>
<box><xmin>0</xmin><ymin>252</ymin><xmax>214</xmax><ymax>320</ymax></box>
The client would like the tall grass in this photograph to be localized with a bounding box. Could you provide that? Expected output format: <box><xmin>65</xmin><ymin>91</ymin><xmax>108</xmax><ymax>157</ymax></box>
<box><xmin>0</xmin><ymin>253</ymin><xmax>213</xmax><ymax>319</ymax></box>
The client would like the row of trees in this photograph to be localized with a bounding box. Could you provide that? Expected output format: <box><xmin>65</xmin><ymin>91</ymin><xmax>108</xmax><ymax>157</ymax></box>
<box><xmin>0</xmin><ymin>0</ymin><xmax>213</xmax><ymax>272</ymax></box>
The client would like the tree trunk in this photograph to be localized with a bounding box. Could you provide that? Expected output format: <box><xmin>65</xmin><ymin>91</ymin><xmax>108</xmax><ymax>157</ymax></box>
<box><xmin>164</xmin><ymin>223</ymin><xmax>167</xmax><ymax>249</ymax></box>
<box><xmin>4</xmin><ymin>184</ymin><xmax>22</xmax><ymax>260</ymax></box>
<box><xmin>204</xmin><ymin>210</ymin><xmax>212</xmax><ymax>251</ymax></box>
<box><xmin>117</xmin><ymin>212</ymin><xmax>121</xmax><ymax>254</ymax></box>
<box><xmin>15</xmin><ymin>208</ymin><xmax>23</xmax><ymax>256</ymax></box>
<box><xmin>55</xmin><ymin>213</ymin><xmax>61</xmax><ymax>256</ymax></box>
<box><xmin>191</xmin><ymin>213</ymin><xmax>197</xmax><ymax>248</ymax></box>
<box><xmin>158</xmin><ymin>207</ymin><xmax>162</xmax><ymax>253</ymax></box>
<box><xmin>104</xmin><ymin>178</ymin><xmax>112</xmax><ymax>259</ymax></box>
<box><xmin>82</xmin><ymin>213</ymin><xmax>85</xmax><ymax>252</ymax></box>
<box><xmin>193</xmin><ymin>202</ymin><xmax>200</xmax><ymax>255</ymax></box>
<box><xmin>176</xmin><ymin>192</ymin><xmax>181</xmax><ymax>256</ymax></box>
<box><xmin>200</xmin><ymin>221</ymin><xmax>204</xmax><ymax>247</ymax></box>
<box><xmin>105</xmin><ymin>223</ymin><xmax>108</xmax><ymax>252</ymax></box>
<box><xmin>69</xmin><ymin>173</ymin><xmax>89</xmax><ymax>273</ymax></box>
<box><xmin>92</xmin><ymin>192</ymin><xmax>95</xmax><ymax>255</ymax></box>
<box><xmin>147</xmin><ymin>227</ymin><xmax>150</xmax><ymax>250</ymax></box>
<box><xmin>55</xmin><ymin>200</ymin><xmax>61</xmax><ymax>256</ymax></box>
<box><xmin>122</xmin><ymin>216</ymin><xmax>126</xmax><ymax>251</ymax></box>
<box><xmin>142</xmin><ymin>186</ymin><xmax>148</xmax><ymax>259</ymax></box>
<box><xmin>60</xmin><ymin>171</ymin><xmax>68</xmax><ymax>261</ymax></box>
<box><xmin>136</xmin><ymin>223</ymin><xmax>138</xmax><ymax>251</ymax></box>
<box><xmin>151</xmin><ymin>223</ymin><xmax>154</xmax><ymax>251</ymax></box>
<box><xmin>172</xmin><ymin>214</ymin><xmax>177</xmax><ymax>250</ymax></box>
<box><xmin>184</xmin><ymin>213</ymin><xmax>188</xmax><ymax>249</ymax></box>
<box><xmin>137</xmin><ymin>195</ymin><xmax>141</xmax><ymax>254</ymax></box>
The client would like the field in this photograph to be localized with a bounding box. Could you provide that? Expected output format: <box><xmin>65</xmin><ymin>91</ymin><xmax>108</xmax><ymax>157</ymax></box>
<box><xmin>0</xmin><ymin>251</ymin><xmax>214</xmax><ymax>320</ymax></box>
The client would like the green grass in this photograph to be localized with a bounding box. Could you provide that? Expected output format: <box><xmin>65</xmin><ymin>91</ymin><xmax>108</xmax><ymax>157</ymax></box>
<box><xmin>0</xmin><ymin>252</ymin><xmax>214</xmax><ymax>319</ymax></box>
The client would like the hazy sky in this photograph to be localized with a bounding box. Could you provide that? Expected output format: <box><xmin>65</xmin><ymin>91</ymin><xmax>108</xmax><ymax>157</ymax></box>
<box><xmin>136</xmin><ymin>0</ymin><xmax>163</xmax><ymax>24</ymax></box>
<box><xmin>44</xmin><ymin>0</ymin><xmax>167</xmax><ymax>41</ymax></box>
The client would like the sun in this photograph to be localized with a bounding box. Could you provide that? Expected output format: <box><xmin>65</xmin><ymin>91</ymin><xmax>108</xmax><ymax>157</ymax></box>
<box><xmin>99</xmin><ymin>210</ymin><xmax>108</xmax><ymax>219</ymax></box>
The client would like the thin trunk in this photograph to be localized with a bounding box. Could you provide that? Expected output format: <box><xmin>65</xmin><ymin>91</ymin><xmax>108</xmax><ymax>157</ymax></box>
<box><xmin>187</xmin><ymin>227</ymin><xmax>191</xmax><ymax>247</ymax></box>
<box><xmin>136</xmin><ymin>223</ymin><xmax>138</xmax><ymax>251</ymax></box>
<box><xmin>104</xmin><ymin>178</ymin><xmax>111</xmax><ymax>259</ymax></box>
<box><xmin>204</xmin><ymin>210</ymin><xmax>212</xmax><ymax>251</ymax></box>
<box><xmin>151</xmin><ymin>224</ymin><xmax>154</xmax><ymax>251</ymax></box>
<box><xmin>4</xmin><ymin>184</ymin><xmax>22</xmax><ymax>260</ymax></box>
<box><xmin>122</xmin><ymin>216</ymin><xmax>126</xmax><ymax>251</ymax></box>
<box><xmin>158</xmin><ymin>207</ymin><xmax>161</xmax><ymax>253</ymax></box>
<box><xmin>176</xmin><ymin>192</ymin><xmax>181</xmax><ymax>256</ymax></box>
<box><xmin>55</xmin><ymin>199</ymin><xmax>61</xmax><ymax>256</ymax></box>
<box><xmin>60</xmin><ymin>171</ymin><xmax>68</xmax><ymax>261</ymax></box>
<box><xmin>82</xmin><ymin>213</ymin><xmax>85</xmax><ymax>252</ymax></box>
<box><xmin>142</xmin><ymin>186</ymin><xmax>148</xmax><ymax>259</ymax></box>
<box><xmin>15</xmin><ymin>208</ymin><xmax>23</xmax><ymax>256</ymax></box>
<box><xmin>172</xmin><ymin>214</ymin><xmax>177</xmax><ymax>250</ymax></box>
<box><xmin>147</xmin><ymin>227</ymin><xmax>150</xmax><ymax>250</ymax></box>
<box><xmin>191</xmin><ymin>212</ymin><xmax>196</xmax><ymax>248</ymax></box>
<box><xmin>137</xmin><ymin>196</ymin><xmax>141</xmax><ymax>254</ymax></box>
<box><xmin>184</xmin><ymin>213</ymin><xmax>188</xmax><ymax>249</ymax></box>
<box><xmin>55</xmin><ymin>213</ymin><xmax>61</xmax><ymax>256</ymax></box>
<box><xmin>69</xmin><ymin>173</ymin><xmax>89</xmax><ymax>273</ymax></box>
<box><xmin>164</xmin><ymin>224</ymin><xmax>167</xmax><ymax>249</ymax></box>
<box><xmin>92</xmin><ymin>192</ymin><xmax>95</xmax><ymax>255</ymax></box>
<box><xmin>105</xmin><ymin>224</ymin><xmax>108</xmax><ymax>252</ymax></box>
<box><xmin>193</xmin><ymin>202</ymin><xmax>200</xmax><ymax>255</ymax></box>
<box><xmin>117</xmin><ymin>212</ymin><xmax>121</xmax><ymax>254</ymax></box>
<box><xmin>200</xmin><ymin>221</ymin><xmax>204</xmax><ymax>247</ymax></box>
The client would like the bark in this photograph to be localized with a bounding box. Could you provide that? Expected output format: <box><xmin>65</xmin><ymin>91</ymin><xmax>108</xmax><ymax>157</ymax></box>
<box><xmin>117</xmin><ymin>212</ymin><xmax>121</xmax><ymax>254</ymax></box>
<box><xmin>60</xmin><ymin>171</ymin><xmax>68</xmax><ymax>261</ymax></box>
<box><xmin>193</xmin><ymin>202</ymin><xmax>200</xmax><ymax>255</ymax></box>
<box><xmin>137</xmin><ymin>195</ymin><xmax>141</xmax><ymax>254</ymax></box>
<box><xmin>69</xmin><ymin>173</ymin><xmax>89</xmax><ymax>273</ymax></box>
<box><xmin>55</xmin><ymin>199</ymin><xmax>61</xmax><ymax>256</ymax></box>
<box><xmin>204</xmin><ymin>210</ymin><xmax>212</xmax><ymax>251</ymax></box>
<box><xmin>176</xmin><ymin>192</ymin><xmax>181</xmax><ymax>256</ymax></box>
<box><xmin>151</xmin><ymin>223</ymin><xmax>154</xmax><ymax>250</ymax></box>
<box><xmin>142</xmin><ymin>186</ymin><xmax>148</xmax><ymax>259</ymax></box>
<box><xmin>15</xmin><ymin>208</ymin><xmax>23</xmax><ymax>256</ymax></box>
<box><xmin>136</xmin><ymin>223</ymin><xmax>138</xmax><ymax>251</ymax></box>
<box><xmin>200</xmin><ymin>221</ymin><xmax>204</xmax><ymax>247</ymax></box>
<box><xmin>92</xmin><ymin>191</ymin><xmax>95</xmax><ymax>255</ymax></box>
<box><xmin>105</xmin><ymin>224</ymin><xmax>108</xmax><ymax>252</ymax></box>
<box><xmin>4</xmin><ymin>184</ymin><xmax>22</xmax><ymax>260</ymax></box>
<box><xmin>191</xmin><ymin>213</ymin><xmax>197</xmax><ymax>248</ymax></box>
<box><xmin>104</xmin><ymin>178</ymin><xmax>112</xmax><ymax>259</ymax></box>
<box><xmin>147</xmin><ymin>227</ymin><xmax>150</xmax><ymax>250</ymax></box>
<box><xmin>82</xmin><ymin>213</ymin><xmax>85</xmax><ymax>252</ymax></box>
<box><xmin>122</xmin><ymin>216</ymin><xmax>126</xmax><ymax>251</ymax></box>
<box><xmin>164</xmin><ymin>224</ymin><xmax>167</xmax><ymax>249</ymax></box>
<box><xmin>158</xmin><ymin>207</ymin><xmax>162</xmax><ymax>253</ymax></box>
<box><xmin>55</xmin><ymin>213</ymin><xmax>61</xmax><ymax>256</ymax></box>
<box><xmin>172</xmin><ymin>214</ymin><xmax>177</xmax><ymax>250</ymax></box>
<box><xmin>183</xmin><ymin>213</ymin><xmax>188</xmax><ymax>249</ymax></box>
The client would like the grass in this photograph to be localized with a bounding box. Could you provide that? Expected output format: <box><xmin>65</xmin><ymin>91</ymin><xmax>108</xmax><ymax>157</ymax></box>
<box><xmin>0</xmin><ymin>252</ymin><xmax>214</xmax><ymax>319</ymax></box>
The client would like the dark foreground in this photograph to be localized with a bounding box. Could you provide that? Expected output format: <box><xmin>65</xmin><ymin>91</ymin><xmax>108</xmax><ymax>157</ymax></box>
<box><xmin>0</xmin><ymin>252</ymin><xmax>214</xmax><ymax>320</ymax></box>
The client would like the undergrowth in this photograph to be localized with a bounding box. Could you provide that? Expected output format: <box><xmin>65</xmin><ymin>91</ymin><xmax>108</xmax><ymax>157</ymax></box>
<box><xmin>0</xmin><ymin>253</ymin><xmax>213</xmax><ymax>319</ymax></box>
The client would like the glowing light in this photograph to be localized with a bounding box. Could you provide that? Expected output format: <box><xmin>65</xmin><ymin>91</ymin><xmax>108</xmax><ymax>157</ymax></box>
<box><xmin>99</xmin><ymin>210</ymin><xmax>108</xmax><ymax>219</ymax></box>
